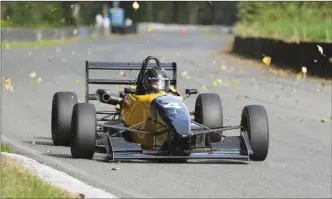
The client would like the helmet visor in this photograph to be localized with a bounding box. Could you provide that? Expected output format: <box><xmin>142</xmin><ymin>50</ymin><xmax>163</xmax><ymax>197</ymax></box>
<box><xmin>148</xmin><ymin>78</ymin><xmax>170</xmax><ymax>92</ymax></box>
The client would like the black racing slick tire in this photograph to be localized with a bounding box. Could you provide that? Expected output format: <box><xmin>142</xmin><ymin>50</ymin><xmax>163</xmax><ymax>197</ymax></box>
<box><xmin>70</xmin><ymin>103</ymin><xmax>96</xmax><ymax>159</ymax></box>
<box><xmin>51</xmin><ymin>92</ymin><xmax>78</xmax><ymax>146</ymax></box>
<box><xmin>194</xmin><ymin>93</ymin><xmax>223</xmax><ymax>144</ymax></box>
<box><xmin>241</xmin><ymin>105</ymin><xmax>269</xmax><ymax>161</ymax></box>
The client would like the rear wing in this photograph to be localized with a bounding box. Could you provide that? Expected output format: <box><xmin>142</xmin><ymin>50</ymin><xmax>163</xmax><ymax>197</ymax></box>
<box><xmin>85</xmin><ymin>61</ymin><xmax>177</xmax><ymax>102</ymax></box>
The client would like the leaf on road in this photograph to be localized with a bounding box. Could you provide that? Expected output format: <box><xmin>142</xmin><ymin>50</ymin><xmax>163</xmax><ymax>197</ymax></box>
<box><xmin>317</xmin><ymin>45</ymin><xmax>326</xmax><ymax>56</ymax></box>
<box><xmin>249</xmin><ymin>77</ymin><xmax>256</xmax><ymax>84</ymax></box>
<box><xmin>231</xmin><ymin>79</ymin><xmax>239</xmax><ymax>85</ymax></box>
<box><xmin>32</xmin><ymin>141</ymin><xmax>36</xmax><ymax>145</ymax></box>
<box><xmin>115</xmin><ymin>85</ymin><xmax>121</xmax><ymax>88</ymax></box>
<box><xmin>30</xmin><ymin>71</ymin><xmax>37</xmax><ymax>78</ymax></box>
<box><xmin>320</xmin><ymin>118</ymin><xmax>327</xmax><ymax>123</ymax></box>
<box><xmin>73</xmin><ymin>29</ymin><xmax>78</xmax><ymax>35</ymax></box>
<box><xmin>120</xmin><ymin>71</ymin><xmax>126</xmax><ymax>77</ymax></box>
<box><xmin>36</xmin><ymin>77</ymin><xmax>42</xmax><ymax>83</ymax></box>
<box><xmin>48</xmin><ymin>56</ymin><xmax>52</xmax><ymax>62</ymax></box>
<box><xmin>75</xmin><ymin>79</ymin><xmax>80</xmax><ymax>84</ymax></box>
<box><xmin>4</xmin><ymin>77</ymin><xmax>12</xmax><ymax>90</ymax></box>
<box><xmin>30</xmin><ymin>79</ymin><xmax>35</xmax><ymax>85</ymax></box>
<box><xmin>146</xmin><ymin>27</ymin><xmax>152</xmax><ymax>33</ymax></box>
<box><xmin>330</xmin><ymin>116</ymin><xmax>332</xmax><ymax>120</ymax></box>
<box><xmin>106</xmin><ymin>74</ymin><xmax>111</xmax><ymax>78</ymax></box>
<box><xmin>202</xmin><ymin>85</ymin><xmax>208</xmax><ymax>90</ymax></box>
<box><xmin>262</xmin><ymin>56</ymin><xmax>271</xmax><ymax>66</ymax></box>
<box><xmin>220</xmin><ymin>65</ymin><xmax>227</xmax><ymax>70</ymax></box>
<box><xmin>181</xmin><ymin>71</ymin><xmax>188</xmax><ymax>77</ymax></box>
<box><xmin>276</xmin><ymin>116</ymin><xmax>282</xmax><ymax>120</ymax></box>
<box><xmin>186</xmin><ymin>76</ymin><xmax>191</xmax><ymax>80</ymax></box>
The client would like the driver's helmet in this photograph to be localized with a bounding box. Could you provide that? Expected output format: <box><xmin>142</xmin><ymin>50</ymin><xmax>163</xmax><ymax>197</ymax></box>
<box><xmin>143</xmin><ymin>67</ymin><xmax>170</xmax><ymax>93</ymax></box>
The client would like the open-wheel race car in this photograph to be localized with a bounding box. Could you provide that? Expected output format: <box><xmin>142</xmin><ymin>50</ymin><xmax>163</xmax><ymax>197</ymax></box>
<box><xmin>51</xmin><ymin>56</ymin><xmax>269</xmax><ymax>162</ymax></box>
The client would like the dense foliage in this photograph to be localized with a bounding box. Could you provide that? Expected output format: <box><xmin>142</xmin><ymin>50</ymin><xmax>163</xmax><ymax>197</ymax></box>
<box><xmin>2</xmin><ymin>1</ymin><xmax>331</xmax><ymax>41</ymax></box>
<box><xmin>235</xmin><ymin>2</ymin><xmax>332</xmax><ymax>42</ymax></box>
<box><xmin>1</xmin><ymin>1</ymin><xmax>238</xmax><ymax>28</ymax></box>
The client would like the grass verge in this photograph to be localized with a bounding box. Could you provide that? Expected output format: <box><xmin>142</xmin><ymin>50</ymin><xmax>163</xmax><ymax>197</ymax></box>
<box><xmin>1</xmin><ymin>143</ymin><xmax>12</xmax><ymax>153</ymax></box>
<box><xmin>1</xmin><ymin>143</ymin><xmax>74</xmax><ymax>198</ymax></box>
<box><xmin>2</xmin><ymin>33</ymin><xmax>143</xmax><ymax>49</ymax></box>
<box><xmin>234</xmin><ymin>18</ymin><xmax>331</xmax><ymax>43</ymax></box>
<box><xmin>2</xmin><ymin>37</ymin><xmax>95</xmax><ymax>49</ymax></box>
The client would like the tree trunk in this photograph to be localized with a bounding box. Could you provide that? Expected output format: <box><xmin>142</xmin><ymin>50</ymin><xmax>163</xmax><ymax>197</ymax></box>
<box><xmin>188</xmin><ymin>2</ymin><xmax>198</xmax><ymax>24</ymax></box>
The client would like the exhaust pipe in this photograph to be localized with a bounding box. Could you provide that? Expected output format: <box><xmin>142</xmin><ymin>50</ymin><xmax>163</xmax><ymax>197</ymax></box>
<box><xmin>95</xmin><ymin>89</ymin><xmax>123</xmax><ymax>105</ymax></box>
<box><xmin>102</xmin><ymin>93</ymin><xmax>111</xmax><ymax>101</ymax></box>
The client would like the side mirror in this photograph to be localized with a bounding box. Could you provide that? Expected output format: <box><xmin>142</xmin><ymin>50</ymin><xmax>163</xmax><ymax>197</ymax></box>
<box><xmin>124</xmin><ymin>87</ymin><xmax>136</xmax><ymax>94</ymax></box>
<box><xmin>185</xmin><ymin>89</ymin><xmax>197</xmax><ymax>95</ymax></box>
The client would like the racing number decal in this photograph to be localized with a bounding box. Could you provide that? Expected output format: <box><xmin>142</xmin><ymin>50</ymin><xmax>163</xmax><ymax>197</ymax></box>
<box><xmin>163</xmin><ymin>102</ymin><xmax>182</xmax><ymax>109</ymax></box>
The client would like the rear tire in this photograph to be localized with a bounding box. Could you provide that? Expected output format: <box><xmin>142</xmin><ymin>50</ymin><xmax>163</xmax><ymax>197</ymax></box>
<box><xmin>51</xmin><ymin>92</ymin><xmax>78</xmax><ymax>146</ymax></box>
<box><xmin>194</xmin><ymin>93</ymin><xmax>223</xmax><ymax>144</ymax></box>
<box><xmin>71</xmin><ymin>103</ymin><xmax>96</xmax><ymax>159</ymax></box>
<box><xmin>241</xmin><ymin>105</ymin><xmax>269</xmax><ymax>161</ymax></box>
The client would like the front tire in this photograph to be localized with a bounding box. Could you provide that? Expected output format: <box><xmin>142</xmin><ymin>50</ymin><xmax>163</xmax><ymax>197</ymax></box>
<box><xmin>241</xmin><ymin>105</ymin><xmax>269</xmax><ymax>161</ymax></box>
<box><xmin>51</xmin><ymin>92</ymin><xmax>78</xmax><ymax>146</ymax></box>
<box><xmin>194</xmin><ymin>93</ymin><xmax>223</xmax><ymax>144</ymax></box>
<box><xmin>71</xmin><ymin>103</ymin><xmax>97</xmax><ymax>159</ymax></box>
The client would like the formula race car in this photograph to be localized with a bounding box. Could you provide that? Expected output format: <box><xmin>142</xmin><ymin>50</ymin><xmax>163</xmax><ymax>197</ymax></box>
<box><xmin>51</xmin><ymin>56</ymin><xmax>269</xmax><ymax>162</ymax></box>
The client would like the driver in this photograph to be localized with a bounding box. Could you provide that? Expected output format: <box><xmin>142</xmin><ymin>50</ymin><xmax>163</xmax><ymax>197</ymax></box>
<box><xmin>142</xmin><ymin>67</ymin><xmax>171</xmax><ymax>94</ymax></box>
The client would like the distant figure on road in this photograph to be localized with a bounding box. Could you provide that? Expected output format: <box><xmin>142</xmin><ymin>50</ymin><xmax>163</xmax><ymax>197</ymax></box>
<box><xmin>103</xmin><ymin>17</ymin><xmax>110</xmax><ymax>37</ymax></box>
<box><xmin>94</xmin><ymin>14</ymin><xmax>103</xmax><ymax>37</ymax></box>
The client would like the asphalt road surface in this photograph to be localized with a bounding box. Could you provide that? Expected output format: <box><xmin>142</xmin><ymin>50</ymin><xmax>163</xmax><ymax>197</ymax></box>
<box><xmin>2</xmin><ymin>33</ymin><xmax>331</xmax><ymax>198</ymax></box>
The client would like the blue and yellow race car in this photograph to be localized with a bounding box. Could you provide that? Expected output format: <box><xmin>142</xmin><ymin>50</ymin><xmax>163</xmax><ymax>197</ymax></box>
<box><xmin>51</xmin><ymin>56</ymin><xmax>269</xmax><ymax>162</ymax></box>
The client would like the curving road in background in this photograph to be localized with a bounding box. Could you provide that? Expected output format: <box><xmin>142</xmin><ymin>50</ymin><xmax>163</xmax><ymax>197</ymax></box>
<box><xmin>2</xmin><ymin>33</ymin><xmax>331</xmax><ymax>198</ymax></box>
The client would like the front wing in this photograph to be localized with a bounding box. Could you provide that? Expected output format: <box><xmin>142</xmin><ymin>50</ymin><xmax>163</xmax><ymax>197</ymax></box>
<box><xmin>97</xmin><ymin>128</ymin><xmax>254</xmax><ymax>162</ymax></box>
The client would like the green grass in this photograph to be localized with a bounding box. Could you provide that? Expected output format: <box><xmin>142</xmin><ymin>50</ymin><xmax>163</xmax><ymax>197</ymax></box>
<box><xmin>1</xmin><ymin>156</ymin><xmax>74</xmax><ymax>198</ymax></box>
<box><xmin>234</xmin><ymin>17</ymin><xmax>332</xmax><ymax>42</ymax></box>
<box><xmin>1</xmin><ymin>19</ymin><xmax>86</xmax><ymax>30</ymax></box>
<box><xmin>2</xmin><ymin>37</ymin><xmax>97</xmax><ymax>49</ymax></box>
<box><xmin>2</xmin><ymin>33</ymin><xmax>143</xmax><ymax>49</ymax></box>
<box><xmin>235</xmin><ymin>2</ymin><xmax>332</xmax><ymax>42</ymax></box>
<box><xmin>1</xmin><ymin>143</ymin><xmax>12</xmax><ymax>153</ymax></box>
